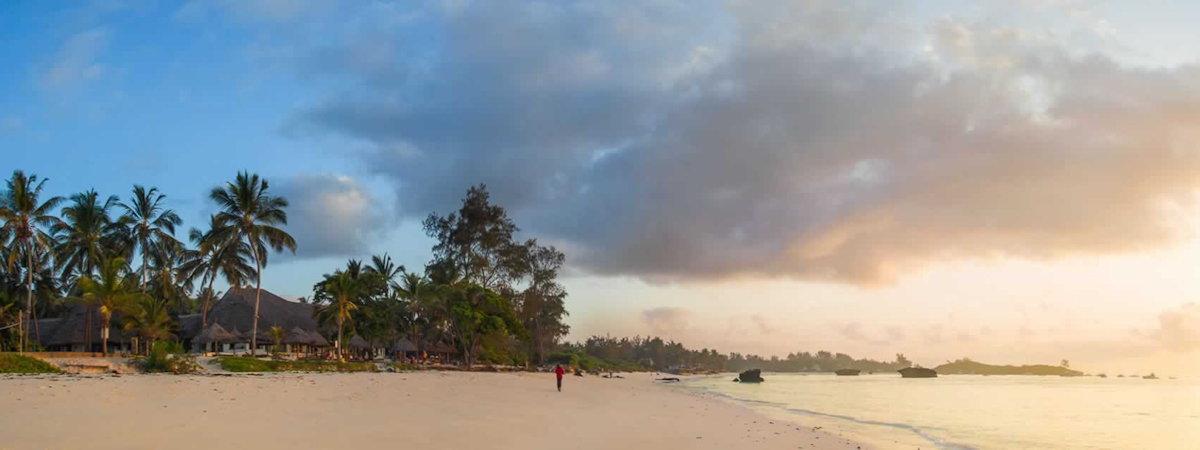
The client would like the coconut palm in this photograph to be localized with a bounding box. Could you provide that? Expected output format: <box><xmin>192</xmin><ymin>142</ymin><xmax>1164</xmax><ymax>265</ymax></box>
<box><xmin>78</xmin><ymin>257</ymin><xmax>145</xmax><ymax>356</ymax></box>
<box><xmin>209</xmin><ymin>172</ymin><xmax>295</xmax><ymax>355</ymax></box>
<box><xmin>180</xmin><ymin>215</ymin><xmax>255</xmax><ymax>327</ymax></box>
<box><xmin>396</xmin><ymin>271</ymin><xmax>442</xmax><ymax>355</ymax></box>
<box><xmin>118</xmin><ymin>185</ymin><xmax>182</xmax><ymax>290</ymax></box>
<box><xmin>52</xmin><ymin>190</ymin><xmax>121</xmax><ymax>283</ymax></box>
<box><xmin>367</xmin><ymin>254</ymin><xmax>404</xmax><ymax>294</ymax></box>
<box><xmin>269</xmin><ymin>325</ymin><xmax>284</xmax><ymax>354</ymax></box>
<box><xmin>0</xmin><ymin>170</ymin><xmax>64</xmax><ymax>351</ymax></box>
<box><xmin>121</xmin><ymin>295</ymin><xmax>173</xmax><ymax>355</ymax></box>
<box><xmin>314</xmin><ymin>268</ymin><xmax>373</xmax><ymax>360</ymax></box>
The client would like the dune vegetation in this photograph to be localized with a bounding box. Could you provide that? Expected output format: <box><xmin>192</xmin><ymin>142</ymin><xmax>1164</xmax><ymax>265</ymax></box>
<box><xmin>0</xmin><ymin>353</ymin><xmax>61</xmax><ymax>374</ymax></box>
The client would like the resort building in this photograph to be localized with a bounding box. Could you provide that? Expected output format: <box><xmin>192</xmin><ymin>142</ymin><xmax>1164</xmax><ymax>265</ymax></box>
<box><xmin>181</xmin><ymin>287</ymin><xmax>330</xmax><ymax>355</ymax></box>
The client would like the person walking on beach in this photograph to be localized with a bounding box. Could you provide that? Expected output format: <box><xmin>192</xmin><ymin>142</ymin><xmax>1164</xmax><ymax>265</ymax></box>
<box><xmin>554</xmin><ymin>364</ymin><xmax>565</xmax><ymax>392</ymax></box>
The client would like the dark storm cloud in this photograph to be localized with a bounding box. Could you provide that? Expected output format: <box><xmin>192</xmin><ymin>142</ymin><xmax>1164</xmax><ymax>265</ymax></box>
<box><xmin>218</xmin><ymin>0</ymin><xmax>1200</xmax><ymax>284</ymax></box>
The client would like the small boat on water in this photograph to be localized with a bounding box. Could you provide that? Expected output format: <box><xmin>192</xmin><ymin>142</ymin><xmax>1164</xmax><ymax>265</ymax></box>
<box><xmin>898</xmin><ymin>367</ymin><xmax>937</xmax><ymax>378</ymax></box>
<box><xmin>835</xmin><ymin>369</ymin><xmax>861</xmax><ymax>376</ymax></box>
<box><xmin>1143</xmin><ymin>373</ymin><xmax>1158</xmax><ymax>380</ymax></box>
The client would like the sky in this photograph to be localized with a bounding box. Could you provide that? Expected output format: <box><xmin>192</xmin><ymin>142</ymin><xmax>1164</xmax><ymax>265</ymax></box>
<box><xmin>2</xmin><ymin>0</ymin><xmax>1199</xmax><ymax>375</ymax></box>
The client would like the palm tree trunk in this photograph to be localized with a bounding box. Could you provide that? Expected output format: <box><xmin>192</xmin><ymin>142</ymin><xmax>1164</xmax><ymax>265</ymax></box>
<box><xmin>140</xmin><ymin>236</ymin><xmax>148</xmax><ymax>291</ymax></box>
<box><xmin>101</xmin><ymin>315</ymin><xmax>110</xmax><ymax>356</ymax></box>
<box><xmin>201</xmin><ymin>270</ymin><xmax>215</xmax><ymax>328</ymax></box>
<box><xmin>250</xmin><ymin>252</ymin><xmax>263</xmax><ymax>357</ymax></box>
<box><xmin>24</xmin><ymin>243</ymin><xmax>33</xmax><ymax>352</ymax></box>
<box><xmin>337</xmin><ymin>316</ymin><xmax>344</xmax><ymax>361</ymax></box>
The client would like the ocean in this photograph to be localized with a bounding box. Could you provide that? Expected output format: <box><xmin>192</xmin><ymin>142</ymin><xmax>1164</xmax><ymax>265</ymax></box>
<box><xmin>678</xmin><ymin>373</ymin><xmax>1200</xmax><ymax>449</ymax></box>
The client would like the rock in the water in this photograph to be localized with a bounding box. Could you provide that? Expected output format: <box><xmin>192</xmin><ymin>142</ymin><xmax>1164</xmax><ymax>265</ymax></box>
<box><xmin>735</xmin><ymin>369</ymin><xmax>764</xmax><ymax>383</ymax></box>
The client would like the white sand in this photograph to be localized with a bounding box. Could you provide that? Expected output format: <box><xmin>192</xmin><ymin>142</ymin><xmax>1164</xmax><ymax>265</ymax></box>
<box><xmin>0</xmin><ymin>371</ymin><xmax>866</xmax><ymax>449</ymax></box>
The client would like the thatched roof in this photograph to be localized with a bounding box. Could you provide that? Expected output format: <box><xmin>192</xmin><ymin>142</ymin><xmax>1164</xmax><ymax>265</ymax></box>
<box><xmin>182</xmin><ymin>287</ymin><xmax>323</xmax><ymax>345</ymax></box>
<box><xmin>392</xmin><ymin>338</ymin><xmax>418</xmax><ymax>353</ymax></box>
<box><xmin>195</xmin><ymin>322</ymin><xmax>238</xmax><ymax>344</ymax></box>
<box><xmin>347</xmin><ymin>335</ymin><xmax>372</xmax><ymax>349</ymax></box>
<box><xmin>284</xmin><ymin>326</ymin><xmax>329</xmax><ymax>346</ymax></box>
<box><xmin>36</xmin><ymin>304</ymin><xmax>133</xmax><ymax>347</ymax></box>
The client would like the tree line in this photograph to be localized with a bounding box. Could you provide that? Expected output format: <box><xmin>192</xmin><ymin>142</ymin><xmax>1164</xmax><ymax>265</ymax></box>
<box><xmin>309</xmin><ymin>185</ymin><xmax>569</xmax><ymax>365</ymax></box>
<box><xmin>0</xmin><ymin>170</ymin><xmax>294</xmax><ymax>355</ymax></box>
<box><xmin>0</xmin><ymin>170</ymin><xmax>571</xmax><ymax>366</ymax></box>
<box><xmin>553</xmin><ymin>335</ymin><xmax>914</xmax><ymax>373</ymax></box>
<box><xmin>1</xmin><ymin>168</ymin><xmax>905</xmax><ymax>372</ymax></box>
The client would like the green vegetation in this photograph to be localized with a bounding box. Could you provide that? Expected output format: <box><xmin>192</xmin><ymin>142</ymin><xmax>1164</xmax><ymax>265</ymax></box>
<box><xmin>0</xmin><ymin>170</ymin><xmax>290</xmax><ymax>356</ymax></box>
<box><xmin>0</xmin><ymin>353</ymin><xmax>62</xmax><ymax>374</ymax></box>
<box><xmin>934</xmin><ymin>358</ymin><xmax>1084</xmax><ymax>376</ymax></box>
<box><xmin>137</xmin><ymin>341</ymin><xmax>200</xmax><ymax>374</ymax></box>
<box><xmin>217</xmin><ymin>356</ymin><xmax>376</xmax><ymax>373</ymax></box>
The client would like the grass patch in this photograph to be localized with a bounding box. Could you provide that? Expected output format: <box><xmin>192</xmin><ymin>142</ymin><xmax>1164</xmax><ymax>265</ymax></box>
<box><xmin>217</xmin><ymin>357</ymin><xmax>376</xmax><ymax>373</ymax></box>
<box><xmin>0</xmin><ymin>353</ymin><xmax>62</xmax><ymax>374</ymax></box>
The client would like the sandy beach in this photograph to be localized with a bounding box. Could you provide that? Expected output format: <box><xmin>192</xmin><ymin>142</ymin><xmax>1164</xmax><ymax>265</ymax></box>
<box><xmin>0</xmin><ymin>371</ymin><xmax>865</xmax><ymax>450</ymax></box>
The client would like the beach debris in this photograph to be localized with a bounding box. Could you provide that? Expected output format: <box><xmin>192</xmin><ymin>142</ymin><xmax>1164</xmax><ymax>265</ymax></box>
<box><xmin>656</xmin><ymin>377</ymin><xmax>681</xmax><ymax>382</ymax></box>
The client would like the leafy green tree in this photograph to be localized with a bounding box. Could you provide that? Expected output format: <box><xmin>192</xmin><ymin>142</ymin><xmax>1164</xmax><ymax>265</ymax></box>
<box><xmin>0</xmin><ymin>170</ymin><xmax>64</xmax><ymax>351</ymax></box>
<box><xmin>78</xmin><ymin>257</ymin><xmax>146</xmax><ymax>355</ymax></box>
<box><xmin>118</xmin><ymin>185</ymin><xmax>182</xmax><ymax>290</ymax></box>
<box><xmin>517</xmin><ymin>243</ymin><xmax>569</xmax><ymax>365</ymax></box>
<box><xmin>121</xmin><ymin>295</ymin><xmax>174</xmax><ymax>355</ymax></box>
<box><xmin>443</xmin><ymin>282</ymin><xmax>522</xmax><ymax>367</ymax></box>
<box><xmin>209</xmin><ymin>172</ymin><xmax>296</xmax><ymax>355</ymax></box>
<box><xmin>423</xmin><ymin>184</ymin><xmax>528</xmax><ymax>290</ymax></box>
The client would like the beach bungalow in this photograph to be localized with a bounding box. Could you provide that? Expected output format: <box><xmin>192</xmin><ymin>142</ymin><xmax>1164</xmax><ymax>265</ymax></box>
<box><xmin>35</xmin><ymin>304</ymin><xmax>133</xmax><ymax>353</ymax></box>
<box><xmin>182</xmin><ymin>287</ymin><xmax>330</xmax><ymax>356</ymax></box>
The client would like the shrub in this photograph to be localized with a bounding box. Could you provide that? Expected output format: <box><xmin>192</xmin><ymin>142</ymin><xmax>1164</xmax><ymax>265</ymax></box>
<box><xmin>217</xmin><ymin>356</ymin><xmax>375</xmax><ymax>373</ymax></box>
<box><xmin>139</xmin><ymin>341</ymin><xmax>200</xmax><ymax>374</ymax></box>
<box><xmin>0</xmin><ymin>353</ymin><xmax>62</xmax><ymax>374</ymax></box>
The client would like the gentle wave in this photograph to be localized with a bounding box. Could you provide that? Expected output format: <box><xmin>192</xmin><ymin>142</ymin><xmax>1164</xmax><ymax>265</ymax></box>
<box><xmin>688</xmin><ymin>383</ymin><xmax>976</xmax><ymax>450</ymax></box>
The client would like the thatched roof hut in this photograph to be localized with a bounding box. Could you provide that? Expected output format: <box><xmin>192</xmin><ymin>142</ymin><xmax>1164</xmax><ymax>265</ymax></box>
<box><xmin>35</xmin><ymin>304</ymin><xmax>133</xmax><ymax>351</ymax></box>
<box><xmin>392</xmin><ymin>338</ymin><xmax>418</xmax><ymax>353</ymax></box>
<box><xmin>347</xmin><ymin>335</ymin><xmax>372</xmax><ymax>350</ymax></box>
<box><xmin>181</xmin><ymin>287</ymin><xmax>325</xmax><ymax>349</ymax></box>
<box><xmin>284</xmin><ymin>326</ymin><xmax>329</xmax><ymax>347</ymax></box>
<box><xmin>195</xmin><ymin>322</ymin><xmax>237</xmax><ymax>344</ymax></box>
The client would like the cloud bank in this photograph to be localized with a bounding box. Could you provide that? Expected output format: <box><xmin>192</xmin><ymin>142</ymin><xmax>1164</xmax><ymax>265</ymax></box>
<box><xmin>275</xmin><ymin>174</ymin><xmax>389</xmax><ymax>259</ymax></box>
<box><xmin>213</xmin><ymin>0</ymin><xmax>1200</xmax><ymax>284</ymax></box>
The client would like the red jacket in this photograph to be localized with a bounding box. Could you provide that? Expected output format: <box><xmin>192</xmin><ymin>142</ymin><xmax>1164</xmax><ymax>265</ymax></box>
<box><xmin>554</xmin><ymin>366</ymin><xmax>565</xmax><ymax>377</ymax></box>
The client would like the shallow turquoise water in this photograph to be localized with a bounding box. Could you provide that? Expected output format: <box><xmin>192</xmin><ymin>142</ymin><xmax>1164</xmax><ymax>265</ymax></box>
<box><xmin>680</xmin><ymin>373</ymin><xmax>1200</xmax><ymax>449</ymax></box>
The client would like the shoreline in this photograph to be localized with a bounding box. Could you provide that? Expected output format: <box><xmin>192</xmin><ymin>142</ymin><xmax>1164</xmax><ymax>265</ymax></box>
<box><xmin>0</xmin><ymin>371</ymin><xmax>868</xmax><ymax>450</ymax></box>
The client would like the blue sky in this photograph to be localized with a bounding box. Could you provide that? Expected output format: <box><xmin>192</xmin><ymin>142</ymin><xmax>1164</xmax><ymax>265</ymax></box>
<box><xmin>4</xmin><ymin>0</ymin><xmax>1200</xmax><ymax>373</ymax></box>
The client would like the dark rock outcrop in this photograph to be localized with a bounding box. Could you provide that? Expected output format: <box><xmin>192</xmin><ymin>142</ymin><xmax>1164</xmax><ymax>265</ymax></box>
<box><xmin>898</xmin><ymin>367</ymin><xmax>937</xmax><ymax>378</ymax></box>
<box><xmin>735</xmin><ymin>369</ymin><xmax>764</xmax><ymax>383</ymax></box>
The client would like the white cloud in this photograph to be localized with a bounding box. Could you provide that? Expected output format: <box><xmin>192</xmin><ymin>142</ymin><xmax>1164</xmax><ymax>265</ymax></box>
<box><xmin>210</xmin><ymin>1</ymin><xmax>1200</xmax><ymax>285</ymax></box>
<box><xmin>275</xmin><ymin>174</ymin><xmax>390</xmax><ymax>259</ymax></box>
<box><xmin>38</xmin><ymin>28</ymin><xmax>110</xmax><ymax>92</ymax></box>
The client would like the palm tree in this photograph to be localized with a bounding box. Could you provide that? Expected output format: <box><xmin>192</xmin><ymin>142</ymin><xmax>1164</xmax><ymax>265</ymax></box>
<box><xmin>367</xmin><ymin>253</ymin><xmax>403</xmax><ymax>294</ymax></box>
<box><xmin>180</xmin><ymin>215</ymin><xmax>254</xmax><ymax>327</ymax></box>
<box><xmin>0</xmin><ymin>170</ymin><xmax>64</xmax><ymax>351</ymax></box>
<box><xmin>269</xmin><ymin>325</ymin><xmax>284</xmax><ymax>354</ymax></box>
<box><xmin>78</xmin><ymin>257</ymin><xmax>145</xmax><ymax>356</ymax></box>
<box><xmin>122</xmin><ymin>295</ymin><xmax>173</xmax><ymax>355</ymax></box>
<box><xmin>314</xmin><ymin>268</ymin><xmax>371</xmax><ymax>360</ymax></box>
<box><xmin>52</xmin><ymin>190</ymin><xmax>121</xmax><ymax>282</ymax></box>
<box><xmin>118</xmin><ymin>185</ymin><xmax>182</xmax><ymax>290</ymax></box>
<box><xmin>396</xmin><ymin>271</ymin><xmax>442</xmax><ymax>356</ymax></box>
<box><xmin>209</xmin><ymin>172</ymin><xmax>296</xmax><ymax>356</ymax></box>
